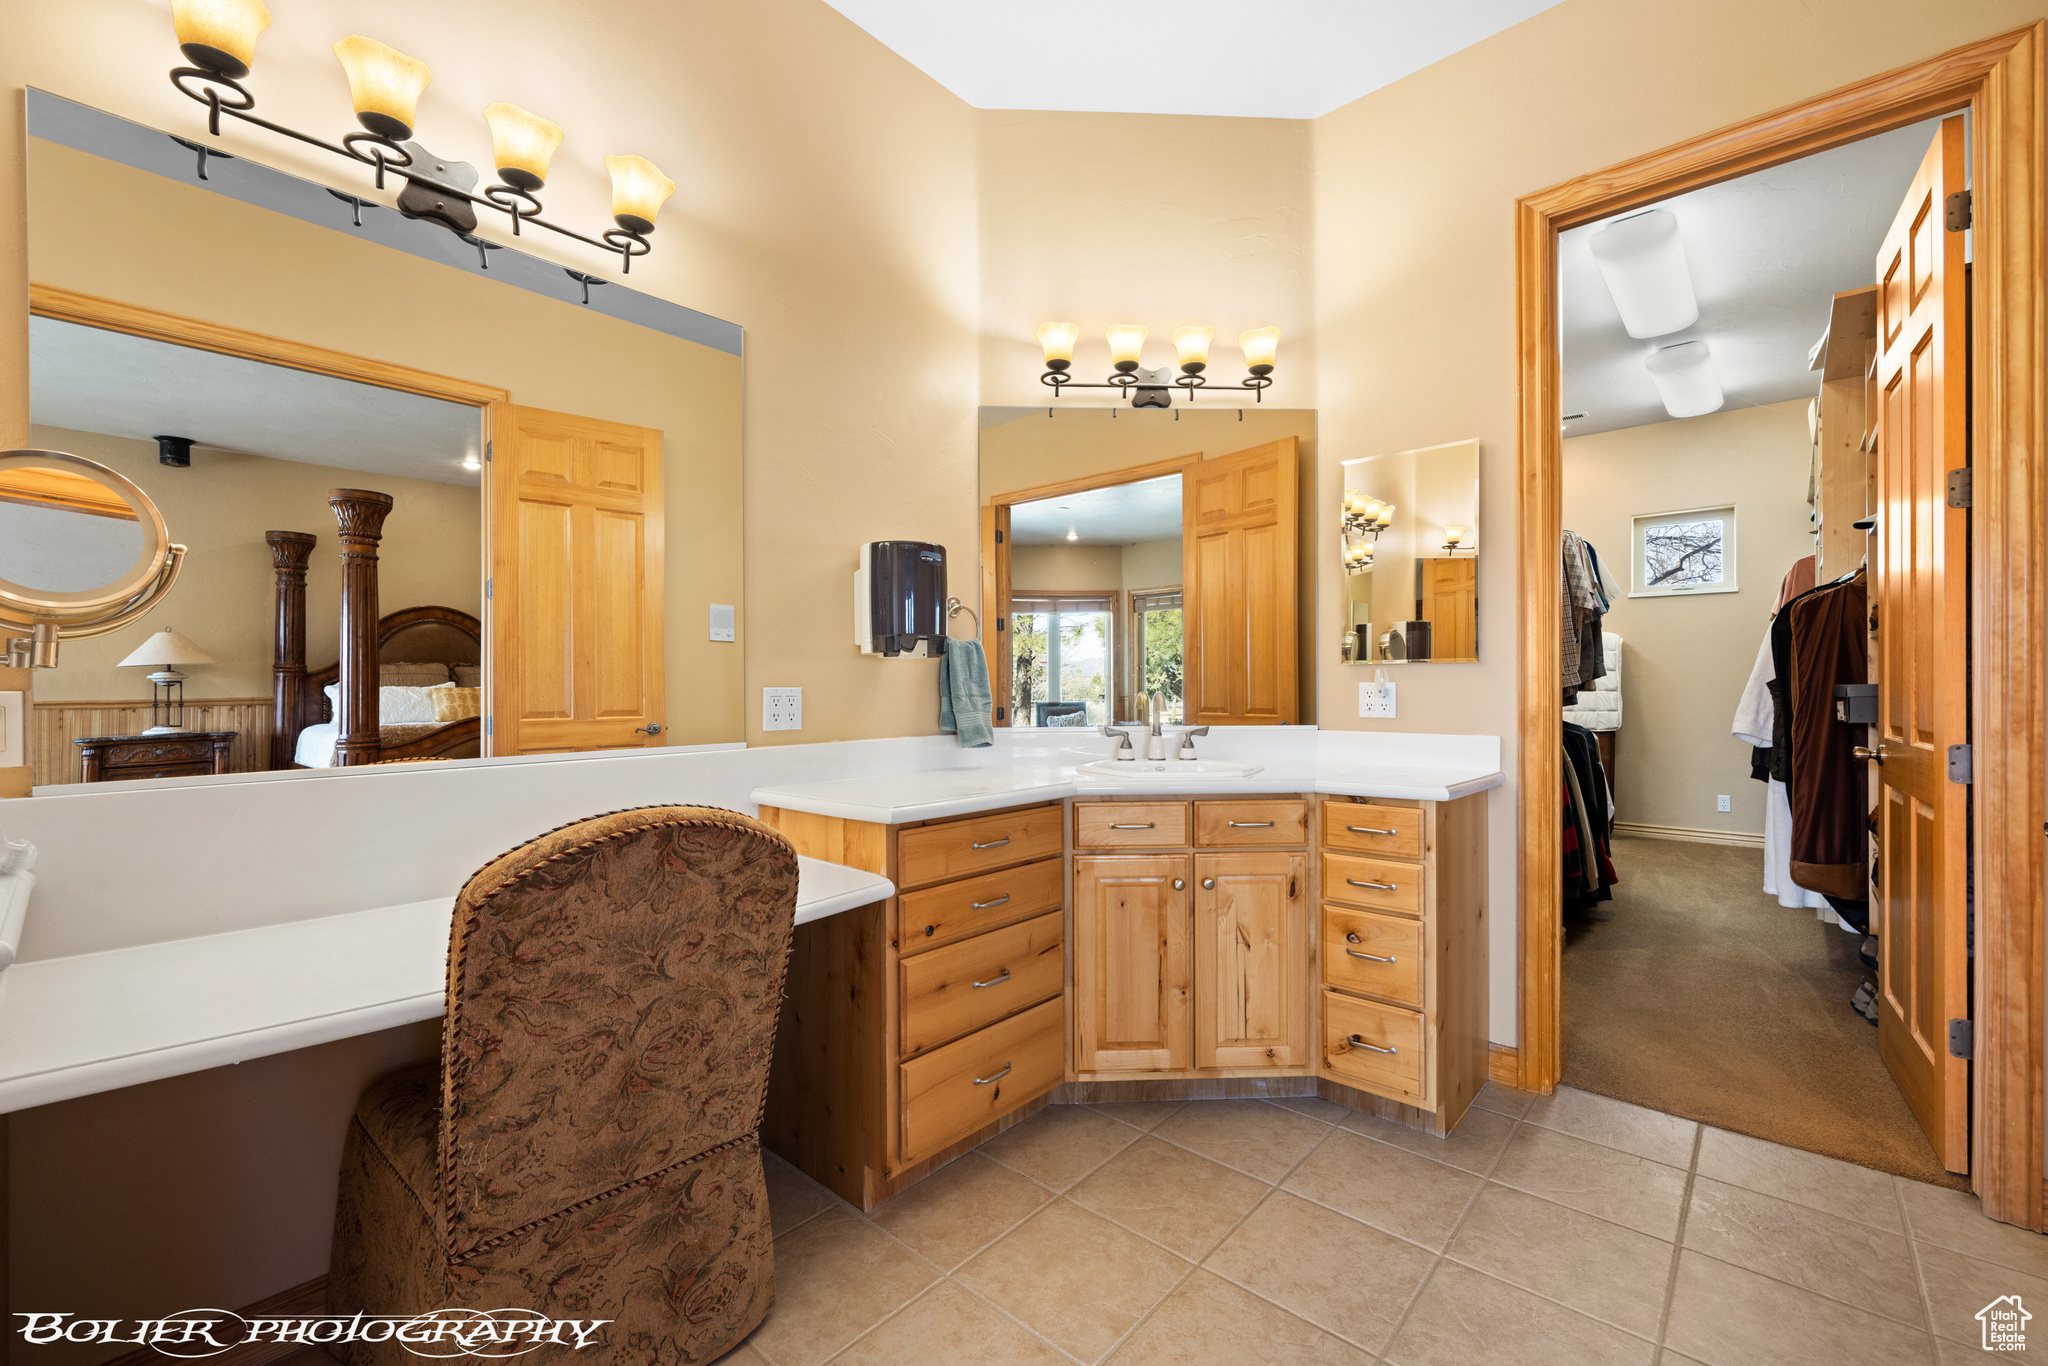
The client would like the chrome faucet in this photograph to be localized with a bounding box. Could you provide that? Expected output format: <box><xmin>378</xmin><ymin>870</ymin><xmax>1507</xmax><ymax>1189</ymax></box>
<box><xmin>1097</xmin><ymin>724</ymin><xmax>1136</xmax><ymax>761</ymax></box>
<box><xmin>1144</xmin><ymin>693</ymin><xmax>1170</xmax><ymax>760</ymax></box>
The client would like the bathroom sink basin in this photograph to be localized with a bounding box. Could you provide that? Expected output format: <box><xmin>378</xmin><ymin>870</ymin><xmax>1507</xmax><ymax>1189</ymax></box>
<box><xmin>1075</xmin><ymin>759</ymin><xmax>1263</xmax><ymax>780</ymax></box>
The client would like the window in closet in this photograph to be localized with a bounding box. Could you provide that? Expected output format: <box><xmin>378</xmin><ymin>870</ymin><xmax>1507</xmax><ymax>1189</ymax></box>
<box><xmin>1631</xmin><ymin>503</ymin><xmax>1737</xmax><ymax>596</ymax></box>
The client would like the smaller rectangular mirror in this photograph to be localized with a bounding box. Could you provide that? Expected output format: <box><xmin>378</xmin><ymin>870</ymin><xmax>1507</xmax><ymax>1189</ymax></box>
<box><xmin>1339</xmin><ymin>438</ymin><xmax>1479</xmax><ymax>663</ymax></box>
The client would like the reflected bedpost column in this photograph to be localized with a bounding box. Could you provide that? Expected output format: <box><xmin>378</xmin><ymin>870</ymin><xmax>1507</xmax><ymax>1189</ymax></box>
<box><xmin>327</xmin><ymin>489</ymin><xmax>393</xmax><ymax>767</ymax></box>
<box><xmin>265</xmin><ymin>530</ymin><xmax>317</xmax><ymax>770</ymax></box>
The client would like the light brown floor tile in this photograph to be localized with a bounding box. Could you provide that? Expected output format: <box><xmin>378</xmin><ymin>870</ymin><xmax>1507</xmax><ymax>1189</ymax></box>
<box><xmin>1683</xmin><ymin>1176</ymin><xmax>1922</xmax><ymax>1327</ymax></box>
<box><xmin>1264</xmin><ymin>1094</ymin><xmax>1353</xmax><ymax>1124</ymax></box>
<box><xmin>956</xmin><ymin>1198</ymin><xmax>1189</xmax><ymax>1363</ymax></box>
<box><xmin>1472</xmin><ymin>1079</ymin><xmax>1537</xmax><ymax>1118</ymax></box>
<box><xmin>1106</xmin><ymin>1269</ymin><xmax>1373</xmax><ymax>1366</ymax></box>
<box><xmin>1070</xmin><ymin>1135</ymin><xmax>1270</xmax><ymax>1258</ymax></box>
<box><xmin>869</xmin><ymin>1152</ymin><xmax>1052</xmax><ymax>1270</ymax></box>
<box><xmin>1087</xmin><ymin>1099</ymin><xmax>1187</xmax><ymax>1131</ymax></box>
<box><xmin>1917</xmin><ymin>1240</ymin><xmax>2048</xmax><ymax>1346</ymax></box>
<box><xmin>1445</xmin><ymin>1182</ymin><xmax>1672</xmax><ymax>1338</ymax></box>
<box><xmin>1524</xmin><ymin>1086</ymin><xmax>1698</xmax><ymax>1166</ymax></box>
<box><xmin>1153</xmin><ymin>1099</ymin><xmax>1330</xmax><ymax>1181</ymax></box>
<box><xmin>1901</xmin><ymin>1180</ymin><xmax>2048</xmax><ymax>1279</ymax></box>
<box><xmin>1695</xmin><ymin>1126</ymin><xmax>1905</xmax><ymax>1234</ymax></box>
<box><xmin>978</xmin><ymin>1101</ymin><xmax>1142</xmax><ymax>1191</ymax></box>
<box><xmin>747</xmin><ymin>1206</ymin><xmax>939</xmax><ymax>1366</ymax></box>
<box><xmin>1490</xmin><ymin>1124</ymin><xmax>1687</xmax><ymax>1240</ymax></box>
<box><xmin>1663</xmin><ymin>1251</ymin><xmax>1936</xmax><ymax>1366</ymax></box>
<box><xmin>1380</xmin><ymin>1259</ymin><xmax>1654</xmax><ymax>1366</ymax></box>
<box><xmin>832</xmin><ymin>1282</ymin><xmax>1072</xmax><ymax>1366</ymax></box>
<box><xmin>763</xmin><ymin>1149</ymin><xmax>840</xmax><ymax>1237</ymax></box>
<box><xmin>1282</xmin><ymin>1127</ymin><xmax>1481</xmax><ymax>1251</ymax></box>
<box><xmin>1340</xmin><ymin>1104</ymin><xmax>1517</xmax><ymax>1176</ymax></box>
<box><xmin>710</xmin><ymin>1346</ymin><xmax>769</xmax><ymax>1366</ymax></box>
<box><xmin>1205</xmin><ymin>1189</ymin><xmax>1434</xmax><ymax>1352</ymax></box>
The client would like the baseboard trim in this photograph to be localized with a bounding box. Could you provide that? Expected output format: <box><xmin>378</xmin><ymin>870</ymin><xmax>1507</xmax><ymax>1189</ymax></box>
<box><xmin>1488</xmin><ymin>1043</ymin><xmax>1520</xmax><ymax>1086</ymax></box>
<box><xmin>1612</xmin><ymin>821</ymin><xmax>1765</xmax><ymax>849</ymax></box>
<box><xmin>98</xmin><ymin>1278</ymin><xmax>328</xmax><ymax>1366</ymax></box>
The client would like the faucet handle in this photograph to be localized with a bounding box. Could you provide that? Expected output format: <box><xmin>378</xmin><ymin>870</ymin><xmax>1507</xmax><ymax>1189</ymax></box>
<box><xmin>1097</xmin><ymin>724</ymin><xmax>1135</xmax><ymax>754</ymax></box>
<box><xmin>1175</xmin><ymin>725</ymin><xmax>1209</xmax><ymax>758</ymax></box>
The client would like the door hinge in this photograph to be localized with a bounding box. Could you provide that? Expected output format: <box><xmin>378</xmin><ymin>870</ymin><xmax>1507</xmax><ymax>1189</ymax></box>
<box><xmin>486</xmin><ymin>717</ymin><xmax>493</xmax><ymax>736</ymax></box>
<box><xmin>994</xmin><ymin>528</ymin><xmax>1004</xmax><ymax>543</ymax></box>
<box><xmin>997</xmin><ymin>617</ymin><xmax>1006</xmax><ymax>632</ymax></box>
<box><xmin>485</xmin><ymin>440</ymin><xmax>492</xmax><ymax>462</ymax></box>
<box><xmin>1949</xmin><ymin>1018</ymin><xmax>1974</xmax><ymax>1059</ymax></box>
<box><xmin>1946</xmin><ymin>468</ymin><xmax>1972</xmax><ymax>508</ymax></box>
<box><xmin>486</xmin><ymin>578</ymin><xmax>493</xmax><ymax>600</ymax></box>
<box><xmin>1948</xmin><ymin>744</ymin><xmax>1973</xmax><ymax>783</ymax></box>
<box><xmin>1945</xmin><ymin>189</ymin><xmax>1972</xmax><ymax>232</ymax></box>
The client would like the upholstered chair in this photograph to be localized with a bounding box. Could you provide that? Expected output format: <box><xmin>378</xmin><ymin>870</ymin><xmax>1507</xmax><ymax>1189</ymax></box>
<box><xmin>329</xmin><ymin>806</ymin><xmax>799</xmax><ymax>1366</ymax></box>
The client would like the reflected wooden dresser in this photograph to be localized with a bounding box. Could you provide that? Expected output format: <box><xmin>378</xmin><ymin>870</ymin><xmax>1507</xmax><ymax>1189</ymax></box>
<box><xmin>74</xmin><ymin>731</ymin><xmax>235</xmax><ymax>782</ymax></box>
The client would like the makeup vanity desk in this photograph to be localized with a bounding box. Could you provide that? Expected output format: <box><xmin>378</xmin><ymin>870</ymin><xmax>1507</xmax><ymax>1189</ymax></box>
<box><xmin>753</xmin><ymin>750</ymin><xmax>1502</xmax><ymax>1210</ymax></box>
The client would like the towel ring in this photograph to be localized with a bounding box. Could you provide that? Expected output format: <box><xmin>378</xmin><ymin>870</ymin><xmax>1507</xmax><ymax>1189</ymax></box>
<box><xmin>945</xmin><ymin>596</ymin><xmax>980</xmax><ymax>639</ymax></box>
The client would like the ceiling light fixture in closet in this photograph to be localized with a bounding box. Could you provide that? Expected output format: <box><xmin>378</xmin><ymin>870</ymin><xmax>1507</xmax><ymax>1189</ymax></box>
<box><xmin>1589</xmin><ymin>209</ymin><xmax>1699</xmax><ymax>339</ymax></box>
<box><xmin>1037</xmin><ymin>322</ymin><xmax>1280</xmax><ymax>405</ymax></box>
<box><xmin>1646</xmin><ymin>340</ymin><xmax>1724</xmax><ymax>418</ymax></box>
<box><xmin>166</xmin><ymin>0</ymin><xmax>675</xmax><ymax>273</ymax></box>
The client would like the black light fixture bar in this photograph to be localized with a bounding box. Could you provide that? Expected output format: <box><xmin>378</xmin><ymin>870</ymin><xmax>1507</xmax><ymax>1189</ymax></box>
<box><xmin>1038</xmin><ymin>372</ymin><xmax>1275</xmax><ymax>402</ymax></box>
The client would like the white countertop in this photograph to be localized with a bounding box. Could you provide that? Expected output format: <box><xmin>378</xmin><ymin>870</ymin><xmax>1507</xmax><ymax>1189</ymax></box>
<box><xmin>0</xmin><ymin>855</ymin><xmax>891</xmax><ymax>1114</ymax></box>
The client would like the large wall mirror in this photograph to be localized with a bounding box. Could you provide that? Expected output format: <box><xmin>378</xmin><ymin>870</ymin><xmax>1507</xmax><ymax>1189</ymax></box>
<box><xmin>978</xmin><ymin>407</ymin><xmax>1317</xmax><ymax>727</ymax></box>
<box><xmin>1338</xmin><ymin>438</ymin><xmax>1480</xmax><ymax>664</ymax></box>
<box><xmin>22</xmin><ymin>91</ymin><xmax>743</xmax><ymax>787</ymax></box>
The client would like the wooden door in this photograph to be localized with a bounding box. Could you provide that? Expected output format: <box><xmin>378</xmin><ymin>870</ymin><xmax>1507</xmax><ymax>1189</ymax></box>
<box><xmin>490</xmin><ymin>405</ymin><xmax>665</xmax><ymax>755</ymax></box>
<box><xmin>1073</xmin><ymin>854</ymin><xmax>1189</xmax><ymax>1072</ymax></box>
<box><xmin>1192</xmin><ymin>851</ymin><xmax>1308</xmax><ymax>1068</ymax></box>
<box><xmin>1185</xmin><ymin>438</ymin><xmax>1299</xmax><ymax>724</ymax></box>
<box><xmin>980</xmin><ymin>502</ymin><xmax>1011</xmax><ymax>725</ymax></box>
<box><xmin>1419</xmin><ymin>557</ymin><xmax>1478</xmax><ymax>661</ymax></box>
<box><xmin>1872</xmin><ymin>116</ymin><xmax>1969</xmax><ymax>1173</ymax></box>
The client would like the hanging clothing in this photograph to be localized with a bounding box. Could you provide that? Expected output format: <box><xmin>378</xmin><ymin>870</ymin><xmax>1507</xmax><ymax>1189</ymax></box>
<box><xmin>1561</xmin><ymin>532</ymin><xmax>1608</xmax><ymax>702</ymax></box>
<box><xmin>1785</xmin><ymin>570</ymin><xmax>1868</xmax><ymax>898</ymax></box>
<box><xmin>1763</xmin><ymin>778</ymin><xmax>1833</xmax><ymax>911</ymax></box>
<box><xmin>1562</xmin><ymin>720</ymin><xmax>1618</xmax><ymax>909</ymax></box>
<box><xmin>1774</xmin><ymin>554</ymin><xmax>1816</xmax><ymax>610</ymax></box>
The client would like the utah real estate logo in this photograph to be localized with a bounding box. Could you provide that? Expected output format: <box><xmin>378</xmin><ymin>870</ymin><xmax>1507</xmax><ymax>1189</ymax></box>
<box><xmin>1979</xmin><ymin>1295</ymin><xmax>2031</xmax><ymax>1352</ymax></box>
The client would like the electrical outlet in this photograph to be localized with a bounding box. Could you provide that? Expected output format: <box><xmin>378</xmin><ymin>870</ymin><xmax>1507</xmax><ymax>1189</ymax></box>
<box><xmin>1358</xmin><ymin>681</ymin><xmax>1397</xmax><ymax>719</ymax></box>
<box><xmin>763</xmin><ymin>687</ymin><xmax>802</xmax><ymax>731</ymax></box>
<box><xmin>709</xmin><ymin>604</ymin><xmax>735</xmax><ymax>642</ymax></box>
<box><xmin>1717</xmin><ymin>794</ymin><xmax>1732</xmax><ymax>813</ymax></box>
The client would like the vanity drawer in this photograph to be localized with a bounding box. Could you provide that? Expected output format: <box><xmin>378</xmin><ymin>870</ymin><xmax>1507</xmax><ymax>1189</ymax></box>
<box><xmin>900</xmin><ymin>911</ymin><xmax>1064</xmax><ymax>1058</ymax></box>
<box><xmin>1075</xmin><ymin>802</ymin><xmax>1188</xmax><ymax>848</ymax></box>
<box><xmin>897</xmin><ymin>804</ymin><xmax>1063</xmax><ymax>889</ymax></box>
<box><xmin>899</xmin><ymin>856</ymin><xmax>1062</xmax><ymax>954</ymax></box>
<box><xmin>1321</xmin><ymin>990</ymin><xmax>1427</xmax><ymax>1102</ymax></box>
<box><xmin>1321</xmin><ymin>905</ymin><xmax>1424</xmax><ymax>1008</ymax></box>
<box><xmin>1195</xmin><ymin>799</ymin><xmax>1308</xmax><ymax>847</ymax></box>
<box><xmin>1323</xmin><ymin>851</ymin><xmax>1424</xmax><ymax>916</ymax></box>
<box><xmin>1322</xmin><ymin>801</ymin><xmax>1424</xmax><ymax>861</ymax></box>
<box><xmin>900</xmin><ymin>996</ymin><xmax>1066</xmax><ymax>1164</ymax></box>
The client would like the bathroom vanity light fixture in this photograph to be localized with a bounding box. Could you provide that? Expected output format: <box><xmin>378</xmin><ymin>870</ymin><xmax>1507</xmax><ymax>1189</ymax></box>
<box><xmin>1342</xmin><ymin>491</ymin><xmax>1395</xmax><ymax>540</ymax></box>
<box><xmin>1342</xmin><ymin>537</ymin><xmax>1375</xmax><ymax>576</ymax></box>
<box><xmin>1037</xmin><ymin>322</ymin><xmax>1280</xmax><ymax>403</ymax></box>
<box><xmin>166</xmin><ymin>1</ymin><xmax>673</xmax><ymax>272</ymax></box>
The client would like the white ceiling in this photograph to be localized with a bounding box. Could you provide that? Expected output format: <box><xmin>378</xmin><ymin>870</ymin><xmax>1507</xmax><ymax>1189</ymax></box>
<box><xmin>819</xmin><ymin>1</ymin><xmax>1564</xmax><ymax>119</ymax></box>
<box><xmin>29</xmin><ymin>318</ymin><xmax>484</xmax><ymax>485</ymax></box>
<box><xmin>1011</xmin><ymin>474</ymin><xmax>1182</xmax><ymax>545</ymax></box>
<box><xmin>1560</xmin><ymin>117</ymin><xmax>1947</xmax><ymax>437</ymax></box>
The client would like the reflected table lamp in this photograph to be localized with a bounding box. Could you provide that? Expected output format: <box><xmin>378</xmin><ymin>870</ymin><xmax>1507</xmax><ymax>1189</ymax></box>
<box><xmin>118</xmin><ymin>630</ymin><xmax>215</xmax><ymax>735</ymax></box>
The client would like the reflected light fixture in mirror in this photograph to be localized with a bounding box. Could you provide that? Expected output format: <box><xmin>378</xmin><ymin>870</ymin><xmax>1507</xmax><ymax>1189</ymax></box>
<box><xmin>118</xmin><ymin>629</ymin><xmax>216</xmax><ymax>734</ymax></box>
<box><xmin>1442</xmin><ymin>525</ymin><xmax>1470</xmax><ymax>553</ymax></box>
<box><xmin>171</xmin><ymin>0</ymin><xmax>270</xmax><ymax>78</ymax></box>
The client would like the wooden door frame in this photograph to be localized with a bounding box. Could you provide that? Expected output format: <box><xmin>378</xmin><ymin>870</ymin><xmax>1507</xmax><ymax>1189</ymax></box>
<box><xmin>28</xmin><ymin>285</ymin><xmax>514</xmax><ymax>757</ymax></box>
<box><xmin>1513</xmin><ymin>26</ymin><xmax>2045</xmax><ymax>1226</ymax></box>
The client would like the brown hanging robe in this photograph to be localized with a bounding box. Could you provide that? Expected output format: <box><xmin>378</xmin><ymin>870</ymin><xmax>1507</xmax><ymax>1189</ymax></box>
<box><xmin>1787</xmin><ymin>569</ymin><xmax>1868</xmax><ymax>898</ymax></box>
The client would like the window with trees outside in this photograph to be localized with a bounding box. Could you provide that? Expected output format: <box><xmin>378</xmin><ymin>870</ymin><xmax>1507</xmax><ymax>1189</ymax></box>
<box><xmin>1130</xmin><ymin>588</ymin><xmax>1184</xmax><ymax>724</ymax></box>
<box><xmin>1630</xmin><ymin>505</ymin><xmax>1737</xmax><ymax>598</ymax></box>
<box><xmin>1010</xmin><ymin>593</ymin><xmax>1115</xmax><ymax>726</ymax></box>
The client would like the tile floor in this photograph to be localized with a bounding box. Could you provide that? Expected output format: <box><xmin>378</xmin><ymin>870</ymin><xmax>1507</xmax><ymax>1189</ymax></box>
<box><xmin>723</xmin><ymin>1084</ymin><xmax>2048</xmax><ymax>1366</ymax></box>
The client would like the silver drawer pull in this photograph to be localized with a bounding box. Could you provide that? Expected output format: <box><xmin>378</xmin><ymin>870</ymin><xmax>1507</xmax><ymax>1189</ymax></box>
<box><xmin>1347</xmin><ymin>878</ymin><xmax>1399</xmax><ymax>891</ymax></box>
<box><xmin>973</xmin><ymin>1062</ymin><xmax>1013</xmax><ymax>1086</ymax></box>
<box><xmin>1109</xmin><ymin>822</ymin><xmax>1155</xmax><ymax>829</ymax></box>
<box><xmin>971</xmin><ymin>836</ymin><xmax>1011</xmax><ymax>850</ymax></box>
<box><xmin>1346</xmin><ymin>825</ymin><xmax>1398</xmax><ymax>836</ymax></box>
<box><xmin>972</xmin><ymin>893</ymin><xmax>1011</xmax><ymax>909</ymax></box>
<box><xmin>972</xmin><ymin>968</ymin><xmax>1012</xmax><ymax>989</ymax></box>
<box><xmin>1228</xmin><ymin>820</ymin><xmax>1275</xmax><ymax>828</ymax></box>
<box><xmin>1346</xmin><ymin>1034</ymin><xmax>1398</xmax><ymax>1055</ymax></box>
<box><xmin>1346</xmin><ymin>949</ymin><xmax>1398</xmax><ymax>964</ymax></box>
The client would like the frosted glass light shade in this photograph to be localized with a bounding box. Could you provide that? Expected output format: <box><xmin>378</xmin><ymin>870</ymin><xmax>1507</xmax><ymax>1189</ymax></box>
<box><xmin>1037</xmin><ymin>321</ymin><xmax>1079</xmax><ymax>371</ymax></box>
<box><xmin>334</xmin><ymin>36</ymin><xmax>431</xmax><ymax>141</ymax></box>
<box><xmin>606</xmin><ymin>155</ymin><xmax>675</xmax><ymax>234</ymax></box>
<box><xmin>172</xmin><ymin>0</ymin><xmax>270</xmax><ymax>77</ymax></box>
<box><xmin>484</xmin><ymin>102</ymin><xmax>564</xmax><ymax>190</ymax></box>
<box><xmin>1238</xmin><ymin>326</ymin><xmax>1280</xmax><ymax>374</ymax></box>
<box><xmin>1589</xmin><ymin>210</ymin><xmax>1699</xmax><ymax>339</ymax></box>
<box><xmin>1443</xmin><ymin>525</ymin><xmax>1468</xmax><ymax>546</ymax></box>
<box><xmin>1645</xmin><ymin>340</ymin><xmax>1723</xmax><ymax>418</ymax></box>
<box><xmin>1173</xmin><ymin>325</ymin><xmax>1214</xmax><ymax>373</ymax></box>
<box><xmin>1106</xmin><ymin>324</ymin><xmax>1148</xmax><ymax>373</ymax></box>
<box><xmin>1374</xmin><ymin>503</ymin><xmax>1395</xmax><ymax>528</ymax></box>
<box><xmin>119</xmin><ymin>630</ymin><xmax>215</xmax><ymax>668</ymax></box>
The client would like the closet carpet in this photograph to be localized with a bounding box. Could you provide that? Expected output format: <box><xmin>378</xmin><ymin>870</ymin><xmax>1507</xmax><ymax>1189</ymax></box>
<box><xmin>1562</xmin><ymin>835</ymin><xmax>1967</xmax><ymax>1191</ymax></box>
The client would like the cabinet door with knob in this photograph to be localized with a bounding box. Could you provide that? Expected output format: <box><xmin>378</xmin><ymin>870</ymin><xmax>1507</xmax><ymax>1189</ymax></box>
<box><xmin>1192</xmin><ymin>851</ymin><xmax>1309</xmax><ymax>1069</ymax></box>
<box><xmin>1074</xmin><ymin>854</ymin><xmax>1190</xmax><ymax>1073</ymax></box>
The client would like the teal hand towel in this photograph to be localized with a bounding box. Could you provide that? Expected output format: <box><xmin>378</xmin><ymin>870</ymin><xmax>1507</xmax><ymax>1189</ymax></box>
<box><xmin>940</xmin><ymin>636</ymin><xmax>994</xmax><ymax>748</ymax></box>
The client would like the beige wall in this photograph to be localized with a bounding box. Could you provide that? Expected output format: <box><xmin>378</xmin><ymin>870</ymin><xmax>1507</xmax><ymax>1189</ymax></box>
<box><xmin>1011</xmin><ymin>543</ymin><xmax>1122</xmax><ymax>593</ymax></box>
<box><xmin>1563</xmin><ymin>400</ymin><xmax>1816</xmax><ymax>836</ymax></box>
<box><xmin>26</xmin><ymin>427</ymin><xmax>483</xmax><ymax>703</ymax></box>
<box><xmin>1121</xmin><ymin>538</ymin><xmax>1183</xmax><ymax>591</ymax></box>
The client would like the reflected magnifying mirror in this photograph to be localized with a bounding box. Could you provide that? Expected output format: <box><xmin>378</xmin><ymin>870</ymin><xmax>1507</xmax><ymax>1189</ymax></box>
<box><xmin>0</xmin><ymin>449</ymin><xmax>185</xmax><ymax>667</ymax></box>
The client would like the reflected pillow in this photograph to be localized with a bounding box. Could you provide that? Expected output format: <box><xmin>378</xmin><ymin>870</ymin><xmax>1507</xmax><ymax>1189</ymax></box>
<box><xmin>381</xmin><ymin>662</ymin><xmax>452</xmax><ymax>687</ymax></box>
<box><xmin>452</xmin><ymin>664</ymin><xmax>482</xmax><ymax>688</ymax></box>
<box><xmin>1046</xmin><ymin>711</ymin><xmax>1093</xmax><ymax>727</ymax></box>
<box><xmin>429</xmin><ymin>686</ymin><xmax>482</xmax><ymax>723</ymax></box>
<box><xmin>320</xmin><ymin>682</ymin><xmax>443</xmax><ymax>724</ymax></box>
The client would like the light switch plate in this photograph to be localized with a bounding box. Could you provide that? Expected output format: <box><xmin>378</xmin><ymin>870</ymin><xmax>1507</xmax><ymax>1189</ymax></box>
<box><xmin>763</xmin><ymin>686</ymin><xmax>802</xmax><ymax>731</ymax></box>
<box><xmin>0</xmin><ymin>692</ymin><xmax>21</xmax><ymax>767</ymax></box>
<box><xmin>709</xmin><ymin>604</ymin><xmax>736</xmax><ymax>642</ymax></box>
<box><xmin>1358</xmin><ymin>681</ymin><xmax>1397</xmax><ymax>719</ymax></box>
